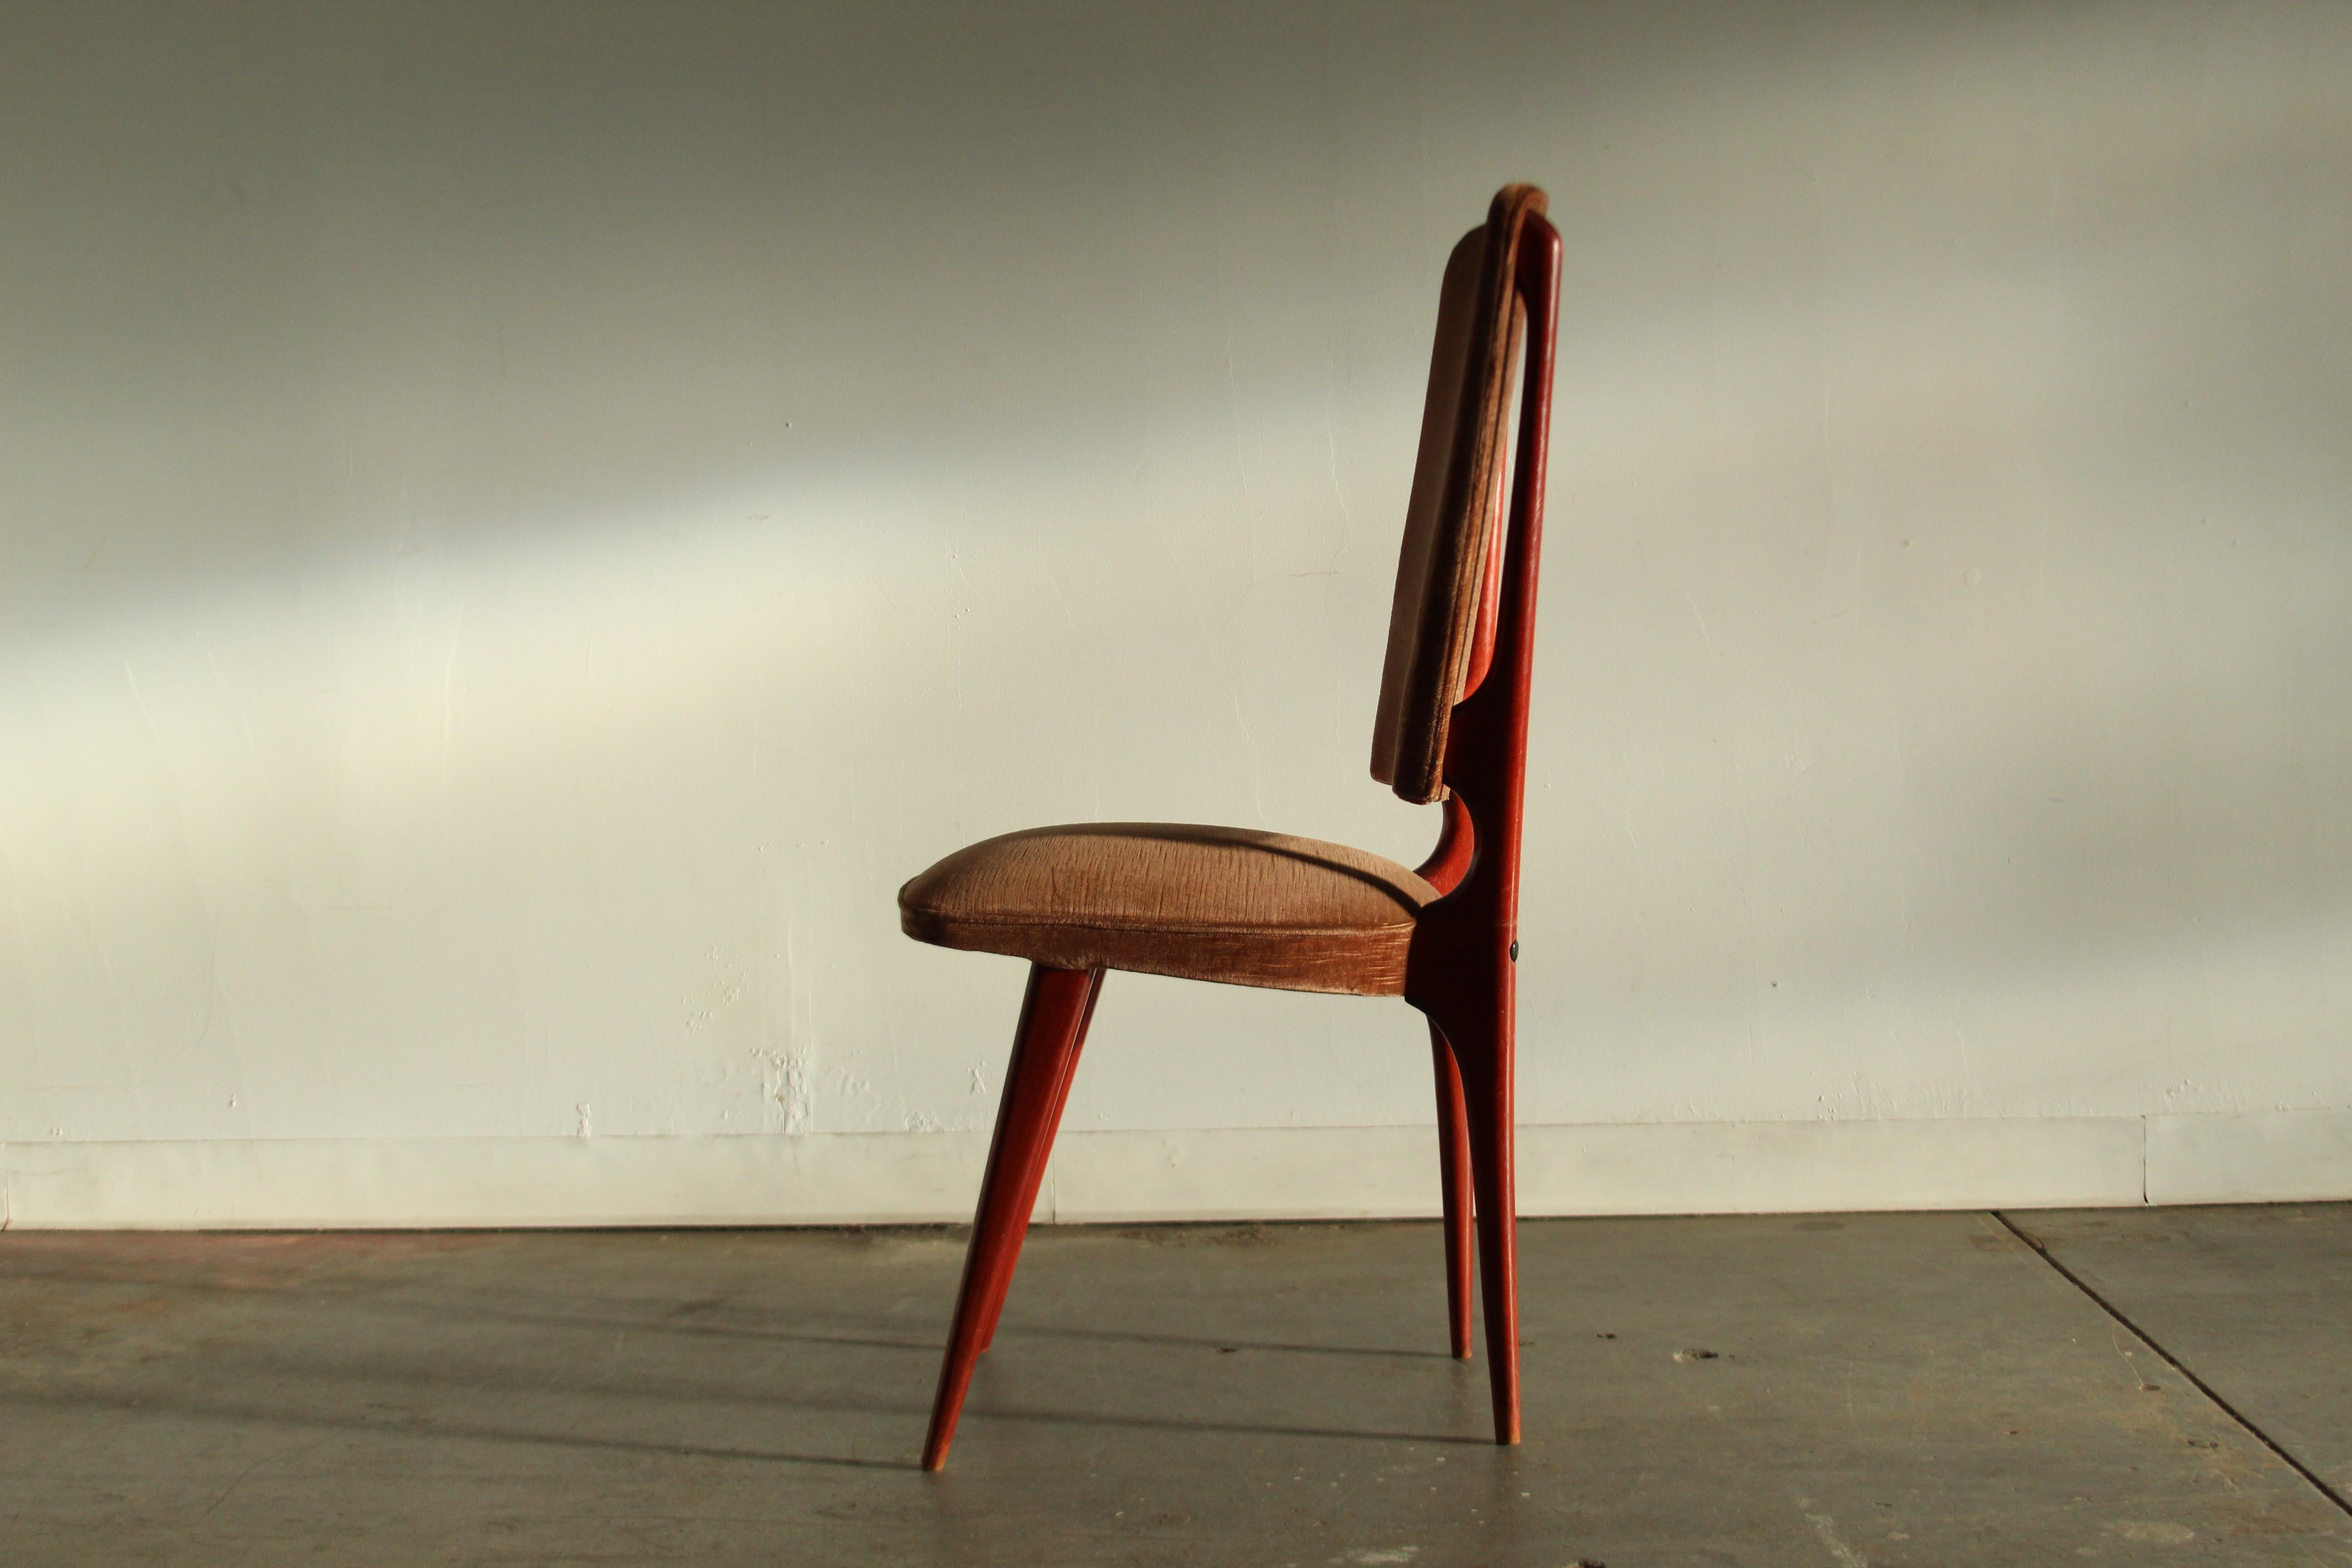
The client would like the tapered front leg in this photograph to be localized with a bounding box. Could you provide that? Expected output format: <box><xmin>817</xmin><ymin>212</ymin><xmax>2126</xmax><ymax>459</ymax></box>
<box><xmin>1429</xmin><ymin>1022</ymin><xmax>1475</xmax><ymax>1360</ymax></box>
<box><xmin>922</xmin><ymin>964</ymin><xmax>1103</xmax><ymax>1472</ymax></box>
<box><xmin>977</xmin><ymin>969</ymin><xmax>1102</xmax><ymax>1352</ymax></box>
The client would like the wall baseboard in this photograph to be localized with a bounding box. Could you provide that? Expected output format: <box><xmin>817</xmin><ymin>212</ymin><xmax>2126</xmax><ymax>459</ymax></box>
<box><xmin>2</xmin><ymin>1111</ymin><xmax>2345</xmax><ymax>1230</ymax></box>
<box><xmin>2144</xmin><ymin>1109</ymin><xmax>2352</xmax><ymax>1205</ymax></box>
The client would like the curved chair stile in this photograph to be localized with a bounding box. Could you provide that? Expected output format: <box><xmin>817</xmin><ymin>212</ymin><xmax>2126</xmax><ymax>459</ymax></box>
<box><xmin>898</xmin><ymin>186</ymin><xmax>1563</xmax><ymax>1471</ymax></box>
<box><xmin>1403</xmin><ymin>210</ymin><xmax>1562</xmax><ymax>1447</ymax></box>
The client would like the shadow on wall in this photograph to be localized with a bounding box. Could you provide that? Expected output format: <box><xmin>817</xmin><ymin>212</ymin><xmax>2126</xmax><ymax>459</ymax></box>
<box><xmin>0</xmin><ymin>0</ymin><xmax>2347</xmax><ymax>1142</ymax></box>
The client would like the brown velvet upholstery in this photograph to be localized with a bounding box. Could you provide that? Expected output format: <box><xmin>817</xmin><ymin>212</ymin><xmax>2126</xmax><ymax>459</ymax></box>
<box><xmin>1369</xmin><ymin>183</ymin><xmax>1547</xmax><ymax>804</ymax></box>
<box><xmin>898</xmin><ymin>823</ymin><xmax>1438</xmax><ymax>996</ymax></box>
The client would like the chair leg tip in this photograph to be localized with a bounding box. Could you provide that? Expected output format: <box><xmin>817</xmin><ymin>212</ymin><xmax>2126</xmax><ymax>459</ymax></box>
<box><xmin>920</xmin><ymin>1418</ymin><xmax>957</xmax><ymax>1472</ymax></box>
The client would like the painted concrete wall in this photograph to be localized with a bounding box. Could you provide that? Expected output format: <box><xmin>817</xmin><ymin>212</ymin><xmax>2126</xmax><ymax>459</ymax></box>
<box><xmin>4</xmin><ymin>0</ymin><xmax>2348</xmax><ymax>1225</ymax></box>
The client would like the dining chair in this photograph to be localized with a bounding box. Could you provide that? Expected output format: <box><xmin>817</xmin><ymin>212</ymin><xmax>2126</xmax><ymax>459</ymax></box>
<box><xmin>898</xmin><ymin>184</ymin><xmax>1560</xmax><ymax>1470</ymax></box>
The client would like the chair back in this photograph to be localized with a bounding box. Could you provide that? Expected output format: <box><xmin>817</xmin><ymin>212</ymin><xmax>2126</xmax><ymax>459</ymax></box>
<box><xmin>1370</xmin><ymin>184</ymin><xmax>1549</xmax><ymax>805</ymax></box>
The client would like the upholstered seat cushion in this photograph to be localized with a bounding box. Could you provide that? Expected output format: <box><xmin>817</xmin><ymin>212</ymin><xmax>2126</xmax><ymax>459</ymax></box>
<box><xmin>898</xmin><ymin>823</ymin><xmax>1440</xmax><ymax>996</ymax></box>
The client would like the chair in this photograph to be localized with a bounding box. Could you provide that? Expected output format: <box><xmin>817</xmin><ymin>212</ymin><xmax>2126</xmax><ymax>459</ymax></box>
<box><xmin>898</xmin><ymin>184</ymin><xmax>1560</xmax><ymax>1470</ymax></box>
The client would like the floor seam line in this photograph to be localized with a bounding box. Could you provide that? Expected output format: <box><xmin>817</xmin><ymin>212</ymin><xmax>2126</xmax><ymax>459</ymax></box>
<box><xmin>1992</xmin><ymin>1209</ymin><xmax>2352</xmax><ymax>1523</ymax></box>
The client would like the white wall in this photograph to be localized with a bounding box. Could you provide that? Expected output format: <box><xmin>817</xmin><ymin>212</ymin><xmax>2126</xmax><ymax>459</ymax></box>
<box><xmin>4</xmin><ymin>0</ymin><xmax>2348</xmax><ymax>1226</ymax></box>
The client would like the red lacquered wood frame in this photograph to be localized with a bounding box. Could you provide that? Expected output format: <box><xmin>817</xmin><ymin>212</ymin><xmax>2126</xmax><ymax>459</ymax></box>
<box><xmin>1404</xmin><ymin>210</ymin><xmax>1559</xmax><ymax>1445</ymax></box>
<box><xmin>919</xmin><ymin>211</ymin><xmax>1559</xmax><ymax>1470</ymax></box>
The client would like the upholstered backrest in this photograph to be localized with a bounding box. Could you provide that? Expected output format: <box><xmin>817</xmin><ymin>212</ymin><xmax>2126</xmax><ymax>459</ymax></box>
<box><xmin>1369</xmin><ymin>184</ymin><xmax>1547</xmax><ymax>805</ymax></box>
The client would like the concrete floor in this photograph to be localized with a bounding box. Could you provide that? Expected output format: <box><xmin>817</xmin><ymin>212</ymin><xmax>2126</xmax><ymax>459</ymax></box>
<box><xmin>2</xmin><ymin>1207</ymin><xmax>2347</xmax><ymax>1566</ymax></box>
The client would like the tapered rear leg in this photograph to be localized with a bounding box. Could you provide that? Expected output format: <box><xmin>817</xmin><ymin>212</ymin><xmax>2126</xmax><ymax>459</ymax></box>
<box><xmin>1429</xmin><ymin>1022</ymin><xmax>1475</xmax><ymax>1360</ymax></box>
<box><xmin>922</xmin><ymin>964</ymin><xmax>1102</xmax><ymax>1472</ymax></box>
<box><xmin>1447</xmin><ymin>1011</ymin><xmax>1520</xmax><ymax>1446</ymax></box>
<box><xmin>977</xmin><ymin>969</ymin><xmax>1102</xmax><ymax>1352</ymax></box>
